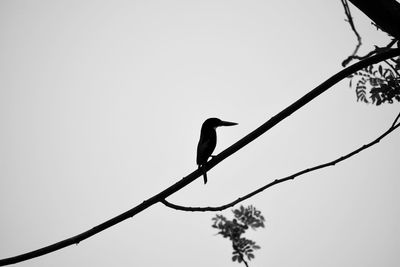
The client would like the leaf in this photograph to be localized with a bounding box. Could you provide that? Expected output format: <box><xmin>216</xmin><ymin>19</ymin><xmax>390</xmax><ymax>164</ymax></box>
<box><xmin>384</xmin><ymin>68</ymin><xmax>394</xmax><ymax>78</ymax></box>
<box><xmin>368</xmin><ymin>64</ymin><xmax>374</xmax><ymax>74</ymax></box>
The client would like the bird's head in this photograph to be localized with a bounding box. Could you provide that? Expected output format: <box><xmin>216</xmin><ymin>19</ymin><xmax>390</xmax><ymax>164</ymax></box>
<box><xmin>203</xmin><ymin>117</ymin><xmax>238</xmax><ymax>129</ymax></box>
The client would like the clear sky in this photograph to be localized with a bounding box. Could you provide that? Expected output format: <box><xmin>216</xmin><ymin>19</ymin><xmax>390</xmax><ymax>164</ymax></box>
<box><xmin>1</xmin><ymin>1</ymin><xmax>399</xmax><ymax>266</ymax></box>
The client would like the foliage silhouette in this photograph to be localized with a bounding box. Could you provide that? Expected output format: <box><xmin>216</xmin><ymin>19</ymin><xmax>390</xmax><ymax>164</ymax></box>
<box><xmin>348</xmin><ymin>51</ymin><xmax>400</xmax><ymax>104</ymax></box>
<box><xmin>212</xmin><ymin>205</ymin><xmax>265</xmax><ymax>266</ymax></box>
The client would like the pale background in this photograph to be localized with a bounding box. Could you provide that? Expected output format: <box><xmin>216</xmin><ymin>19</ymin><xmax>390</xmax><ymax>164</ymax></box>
<box><xmin>1</xmin><ymin>1</ymin><xmax>399</xmax><ymax>266</ymax></box>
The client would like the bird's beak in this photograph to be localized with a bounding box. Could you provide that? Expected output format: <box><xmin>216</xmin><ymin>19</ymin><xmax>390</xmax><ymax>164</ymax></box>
<box><xmin>219</xmin><ymin>120</ymin><xmax>238</xmax><ymax>127</ymax></box>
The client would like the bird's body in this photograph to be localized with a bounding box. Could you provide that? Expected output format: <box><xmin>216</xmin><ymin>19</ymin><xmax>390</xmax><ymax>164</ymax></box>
<box><xmin>196</xmin><ymin>118</ymin><xmax>237</xmax><ymax>184</ymax></box>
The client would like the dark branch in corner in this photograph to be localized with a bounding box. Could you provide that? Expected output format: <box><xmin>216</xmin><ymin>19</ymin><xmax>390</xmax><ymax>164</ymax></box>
<box><xmin>348</xmin><ymin>0</ymin><xmax>400</xmax><ymax>41</ymax></box>
<box><xmin>1</xmin><ymin>49</ymin><xmax>399</xmax><ymax>266</ymax></box>
<box><xmin>162</xmin><ymin>112</ymin><xmax>400</xmax><ymax>212</ymax></box>
<box><xmin>341</xmin><ymin>0</ymin><xmax>400</xmax><ymax>67</ymax></box>
<box><xmin>341</xmin><ymin>0</ymin><xmax>363</xmax><ymax>67</ymax></box>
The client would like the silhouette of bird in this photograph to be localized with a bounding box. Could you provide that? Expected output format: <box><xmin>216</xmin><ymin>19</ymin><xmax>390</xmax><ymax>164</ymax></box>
<box><xmin>196</xmin><ymin>118</ymin><xmax>237</xmax><ymax>184</ymax></box>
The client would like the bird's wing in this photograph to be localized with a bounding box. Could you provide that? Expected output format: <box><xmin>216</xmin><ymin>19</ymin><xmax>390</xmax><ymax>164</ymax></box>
<box><xmin>196</xmin><ymin>136</ymin><xmax>216</xmax><ymax>165</ymax></box>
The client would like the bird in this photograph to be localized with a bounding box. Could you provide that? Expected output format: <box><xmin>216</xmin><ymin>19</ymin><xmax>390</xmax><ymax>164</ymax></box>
<box><xmin>196</xmin><ymin>118</ymin><xmax>238</xmax><ymax>184</ymax></box>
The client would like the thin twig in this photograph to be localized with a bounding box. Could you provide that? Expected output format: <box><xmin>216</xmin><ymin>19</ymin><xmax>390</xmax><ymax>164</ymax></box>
<box><xmin>233</xmin><ymin>246</ymin><xmax>249</xmax><ymax>267</ymax></box>
<box><xmin>341</xmin><ymin>0</ymin><xmax>362</xmax><ymax>67</ymax></box>
<box><xmin>343</xmin><ymin>40</ymin><xmax>397</xmax><ymax>67</ymax></box>
<box><xmin>162</xmin><ymin>112</ymin><xmax>400</xmax><ymax>212</ymax></box>
<box><xmin>232</xmin><ymin>243</ymin><xmax>249</xmax><ymax>267</ymax></box>
<box><xmin>393</xmin><ymin>112</ymin><xmax>400</xmax><ymax>127</ymax></box>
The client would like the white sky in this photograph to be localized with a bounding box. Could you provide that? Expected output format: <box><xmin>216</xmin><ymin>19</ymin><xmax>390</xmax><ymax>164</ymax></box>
<box><xmin>0</xmin><ymin>1</ymin><xmax>399</xmax><ymax>266</ymax></box>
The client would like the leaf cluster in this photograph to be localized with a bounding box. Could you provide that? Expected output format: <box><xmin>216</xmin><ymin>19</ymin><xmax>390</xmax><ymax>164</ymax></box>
<box><xmin>348</xmin><ymin>58</ymin><xmax>400</xmax><ymax>105</ymax></box>
<box><xmin>212</xmin><ymin>205</ymin><xmax>265</xmax><ymax>265</ymax></box>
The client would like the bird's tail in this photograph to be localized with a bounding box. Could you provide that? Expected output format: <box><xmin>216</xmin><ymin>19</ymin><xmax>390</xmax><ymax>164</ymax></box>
<box><xmin>199</xmin><ymin>165</ymin><xmax>208</xmax><ymax>184</ymax></box>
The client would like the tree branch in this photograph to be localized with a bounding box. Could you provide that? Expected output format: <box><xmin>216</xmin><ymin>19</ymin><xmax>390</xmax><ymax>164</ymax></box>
<box><xmin>162</xmin><ymin>112</ymin><xmax>400</xmax><ymax>212</ymax></box>
<box><xmin>1</xmin><ymin>48</ymin><xmax>399</xmax><ymax>266</ymax></box>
